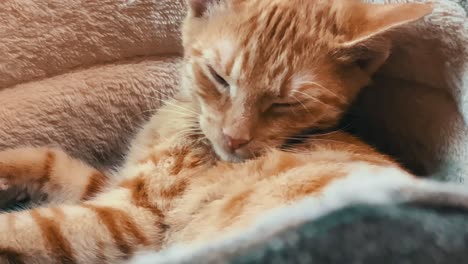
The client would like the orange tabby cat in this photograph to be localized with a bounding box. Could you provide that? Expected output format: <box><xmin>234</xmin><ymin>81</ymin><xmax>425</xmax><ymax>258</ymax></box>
<box><xmin>0</xmin><ymin>0</ymin><xmax>431</xmax><ymax>263</ymax></box>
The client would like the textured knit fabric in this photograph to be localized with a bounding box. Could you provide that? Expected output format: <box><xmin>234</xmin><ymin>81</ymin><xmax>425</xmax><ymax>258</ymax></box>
<box><xmin>0</xmin><ymin>0</ymin><xmax>185</xmax><ymax>168</ymax></box>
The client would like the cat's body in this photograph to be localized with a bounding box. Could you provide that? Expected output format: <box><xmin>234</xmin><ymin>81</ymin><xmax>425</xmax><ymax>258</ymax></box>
<box><xmin>0</xmin><ymin>0</ymin><xmax>431</xmax><ymax>263</ymax></box>
<box><xmin>0</xmin><ymin>98</ymin><xmax>406</xmax><ymax>264</ymax></box>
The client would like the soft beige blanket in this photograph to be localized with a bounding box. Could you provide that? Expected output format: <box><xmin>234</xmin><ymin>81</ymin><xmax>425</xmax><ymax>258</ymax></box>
<box><xmin>0</xmin><ymin>0</ymin><xmax>185</xmax><ymax>168</ymax></box>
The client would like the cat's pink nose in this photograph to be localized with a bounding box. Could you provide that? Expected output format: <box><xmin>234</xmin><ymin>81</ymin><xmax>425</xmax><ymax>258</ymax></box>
<box><xmin>224</xmin><ymin>134</ymin><xmax>250</xmax><ymax>151</ymax></box>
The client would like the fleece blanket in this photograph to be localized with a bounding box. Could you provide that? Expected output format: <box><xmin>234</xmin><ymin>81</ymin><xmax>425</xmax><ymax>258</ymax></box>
<box><xmin>0</xmin><ymin>0</ymin><xmax>185</xmax><ymax>168</ymax></box>
<box><xmin>0</xmin><ymin>0</ymin><xmax>466</xmax><ymax>263</ymax></box>
<box><xmin>348</xmin><ymin>0</ymin><xmax>468</xmax><ymax>181</ymax></box>
<box><xmin>228</xmin><ymin>204</ymin><xmax>468</xmax><ymax>264</ymax></box>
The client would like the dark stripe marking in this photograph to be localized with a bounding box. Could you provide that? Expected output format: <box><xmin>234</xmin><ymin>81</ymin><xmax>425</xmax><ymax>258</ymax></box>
<box><xmin>31</xmin><ymin>210</ymin><xmax>76</xmax><ymax>264</ymax></box>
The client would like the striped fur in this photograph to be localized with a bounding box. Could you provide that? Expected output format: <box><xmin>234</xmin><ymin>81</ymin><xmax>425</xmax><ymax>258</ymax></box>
<box><xmin>0</xmin><ymin>0</ymin><xmax>431</xmax><ymax>263</ymax></box>
<box><xmin>0</xmin><ymin>115</ymin><xmax>410</xmax><ymax>264</ymax></box>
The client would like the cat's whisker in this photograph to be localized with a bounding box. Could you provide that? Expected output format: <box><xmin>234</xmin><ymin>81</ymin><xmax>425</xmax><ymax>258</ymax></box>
<box><xmin>279</xmin><ymin>147</ymin><xmax>308</xmax><ymax>154</ymax></box>
<box><xmin>277</xmin><ymin>135</ymin><xmax>310</xmax><ymax>140</ymax></box>
<box><xmin>276</xmin><ymin>127</ymin><xmax>349</xmax><ymax>142</ymax></box>
<box><xmin>160</xmin><ymin>101</ymin><xmax>200</xmax><ymax>117</ymax></box>
<box><xmin>130</xmin><ymin>106</ymin><xmax>199</xmax><ymax>122</ymax></box>
<box><xmin>142</xmin><ymin>95</ymin><xmax>201</xmax><ymax>116</ymax></box>
<box><xmin>291</xmin><ymin>94</ymin><xmax>311</xmax><ymax>113</ymax></box>
<box><xmin>148</xmin><ymin>87</ymin><xmax>173</xmax><ymax>96</ymax></box>
<box><xmin>281</xmin><ymin>148</ymin><xmax>310</xmax><ymax>153</ymax></box>
<box><xmin>176</xmin><ymin>127</ymin><xmax>204</xmax><ymax>134</ymax></box>
<box><xmin>175</xmin><ymin>132</ymin><xmax>205</xmax><ymax>139</ymax></box>
<box><xmin>282</xmin><ymin>130</ymin><xmax>344</xmax><ymax>140</ymax></box>
<box><xmin>179</xmin><ymin>127</ymin><xmax>203</xmax><ymax>132</ymax></box>
<box><xmin>297</xmin><ymin>81</ymin><xmax>344</xmax><ymax>101</ymax></box>
<box><xmin>278</xmin><ymin>135</ymin><xmax>347</xmax><ymax>146</ymax></box>
<box><xmin>176</xmin><ymin>131</ymin><xmax>203</xmax><ymax>136</ymax></box>
<box><xmin>248</xmin><ymin>148</ymin><xmax>258</xmax><ymax>159</ymax></box>
<box><xmin>293</xmin><ymin>90</ymin><xmax>331</xmax><ymax>107</ymax></box>
<box><xmin>146</xmin><ymin>87</ymin><xmax>177</xmax><ymax>103</ymax></box>
<box><xmin>278</xmin><ymin>137</ymin><xmax>308</xmax><ymax>141</ymax></box>
<box><xmin>176</xmin><ymin>132</ymin><xmax>201</xmax><ymax>136</ymax></box>
<box><xmin>307</xmin><ymin>138</ymin><xmax>347</xmax><ymax>144</ymax></box>
<box><xmin>308</xmin><ymin>129</ymin><xmax>343</xmax><ymax>138</ymax></box>
<box><xmin>158</xmin><ymin>108</ymin><xmax>199</xmax><ymax>118</ymax></box>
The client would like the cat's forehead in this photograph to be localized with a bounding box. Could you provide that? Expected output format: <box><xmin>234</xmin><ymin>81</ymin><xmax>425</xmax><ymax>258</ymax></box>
<box><xmin>197</xmin><ymin>37</ymin><xmax>317</xmax><ymax>97</ymax></box>
<box><xmin>190</xmin><ymin>0</ymin><xmax>341</xmax><ymax>94</ymax></box>
<box><xmin>203</xmin><ymin>3</ymin><xmax>324</xmax><ymax>78</ymax></box>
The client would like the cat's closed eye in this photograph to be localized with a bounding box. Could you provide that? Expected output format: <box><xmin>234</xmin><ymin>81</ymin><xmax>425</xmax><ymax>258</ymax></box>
<box><xmin>208</xmin><ymin>65</ymin><xmax>229</xmax><ymax>88</ymax></box>
<box><xmin>271</xmin><ymin>102</ymin><xmax>298</xmax><ymax>108</ymax></box>
<box><xmin>270</xmin><ymin>101</ymin><xmax>303</xmax><ymax>111</ymax></box>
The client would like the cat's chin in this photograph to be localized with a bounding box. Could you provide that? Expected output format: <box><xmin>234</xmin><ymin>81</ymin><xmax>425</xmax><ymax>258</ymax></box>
<box><xmin>211</xmin><ymin>144</ymin><xmax>248</xmax><ymax>163</ymax></box>
<box><xmin>214</xmin><ymin>149</ymin><xmax>246</xmax><ymax>163</ymax></box>
<box><xmin>220</xmin><ymin>154</ymin><xmax>245</xmax><ymax>163</ymax></box>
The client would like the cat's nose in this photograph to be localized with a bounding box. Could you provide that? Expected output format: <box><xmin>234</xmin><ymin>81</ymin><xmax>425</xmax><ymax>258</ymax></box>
<box><xmin>223</xmin><ymin>134</ymin><xmax>250</xmax><ymax>151</ymax></box>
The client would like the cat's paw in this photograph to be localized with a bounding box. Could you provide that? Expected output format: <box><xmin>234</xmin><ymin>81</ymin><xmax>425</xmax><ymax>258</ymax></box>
<box><xmin>0</xmin><ymin>169</ymin><xmax>31</xmax><ymax>209</ymax></box>
<box><xmin>0</xmin><ymin>182</ymin><xmax>29</xmax><ymax>210</ymax></box>
<box><xmin>0</xmin><ymin>177</ymin><xmax>9</xmax><ymax>191</ymax></box>
<box><xmin>0</xmin><ymin>166</ymin><xmax>23</xmax><ymax>193</ymax></box>
<box><xmin>0</xmin><ymin>177</ymin><xmax>27</xmax><ymax>197</ymax></box>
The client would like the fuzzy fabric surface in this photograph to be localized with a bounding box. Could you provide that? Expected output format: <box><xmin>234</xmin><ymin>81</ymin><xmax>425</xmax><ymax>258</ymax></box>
<box><xmin>222</xmin><ymin>204</ymin><xmax>468</xmax><ymax>264</ymax></box>
<box><xmin>0</xmin><ymin>0</ymin><xmax>185</xmax><ymax>168</ymax></box>
<box><xmin>0</xmin><ymin>0</ymin><xmax>184</xmax><ymax>88</ymax></box>
<box><xmin>349</xmin><ymin>0</ymin><xmax>468</xmax><ymax>180</ymax></box>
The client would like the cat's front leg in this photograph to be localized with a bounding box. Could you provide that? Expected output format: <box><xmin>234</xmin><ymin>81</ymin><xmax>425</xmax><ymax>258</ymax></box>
<box><xmin>0</xmin><ymin>147</ymin><xmax>109</xmax><ymax>208</ymax></box>
<box><xmin>0</xmin><ymin>186</ymin><xmax>164</xmax><ymax>264</ymax></box>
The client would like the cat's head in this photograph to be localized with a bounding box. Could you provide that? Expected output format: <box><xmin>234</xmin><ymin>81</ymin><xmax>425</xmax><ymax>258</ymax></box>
<box><xmin>181</xmin><ymin>0</ymin><xmax>432</xmax><ymax>162</ymax></box>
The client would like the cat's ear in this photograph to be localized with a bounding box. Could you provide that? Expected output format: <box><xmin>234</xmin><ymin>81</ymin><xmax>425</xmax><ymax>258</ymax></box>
<box><xmin>187</xmin><ymin>0</ymin><xmax>220</xmax><ymax>18</ymax></box>
<box><xmin>335</xmin><ymin>2</ymin><xmax>432</xmax><ymax>74</ymax></box>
